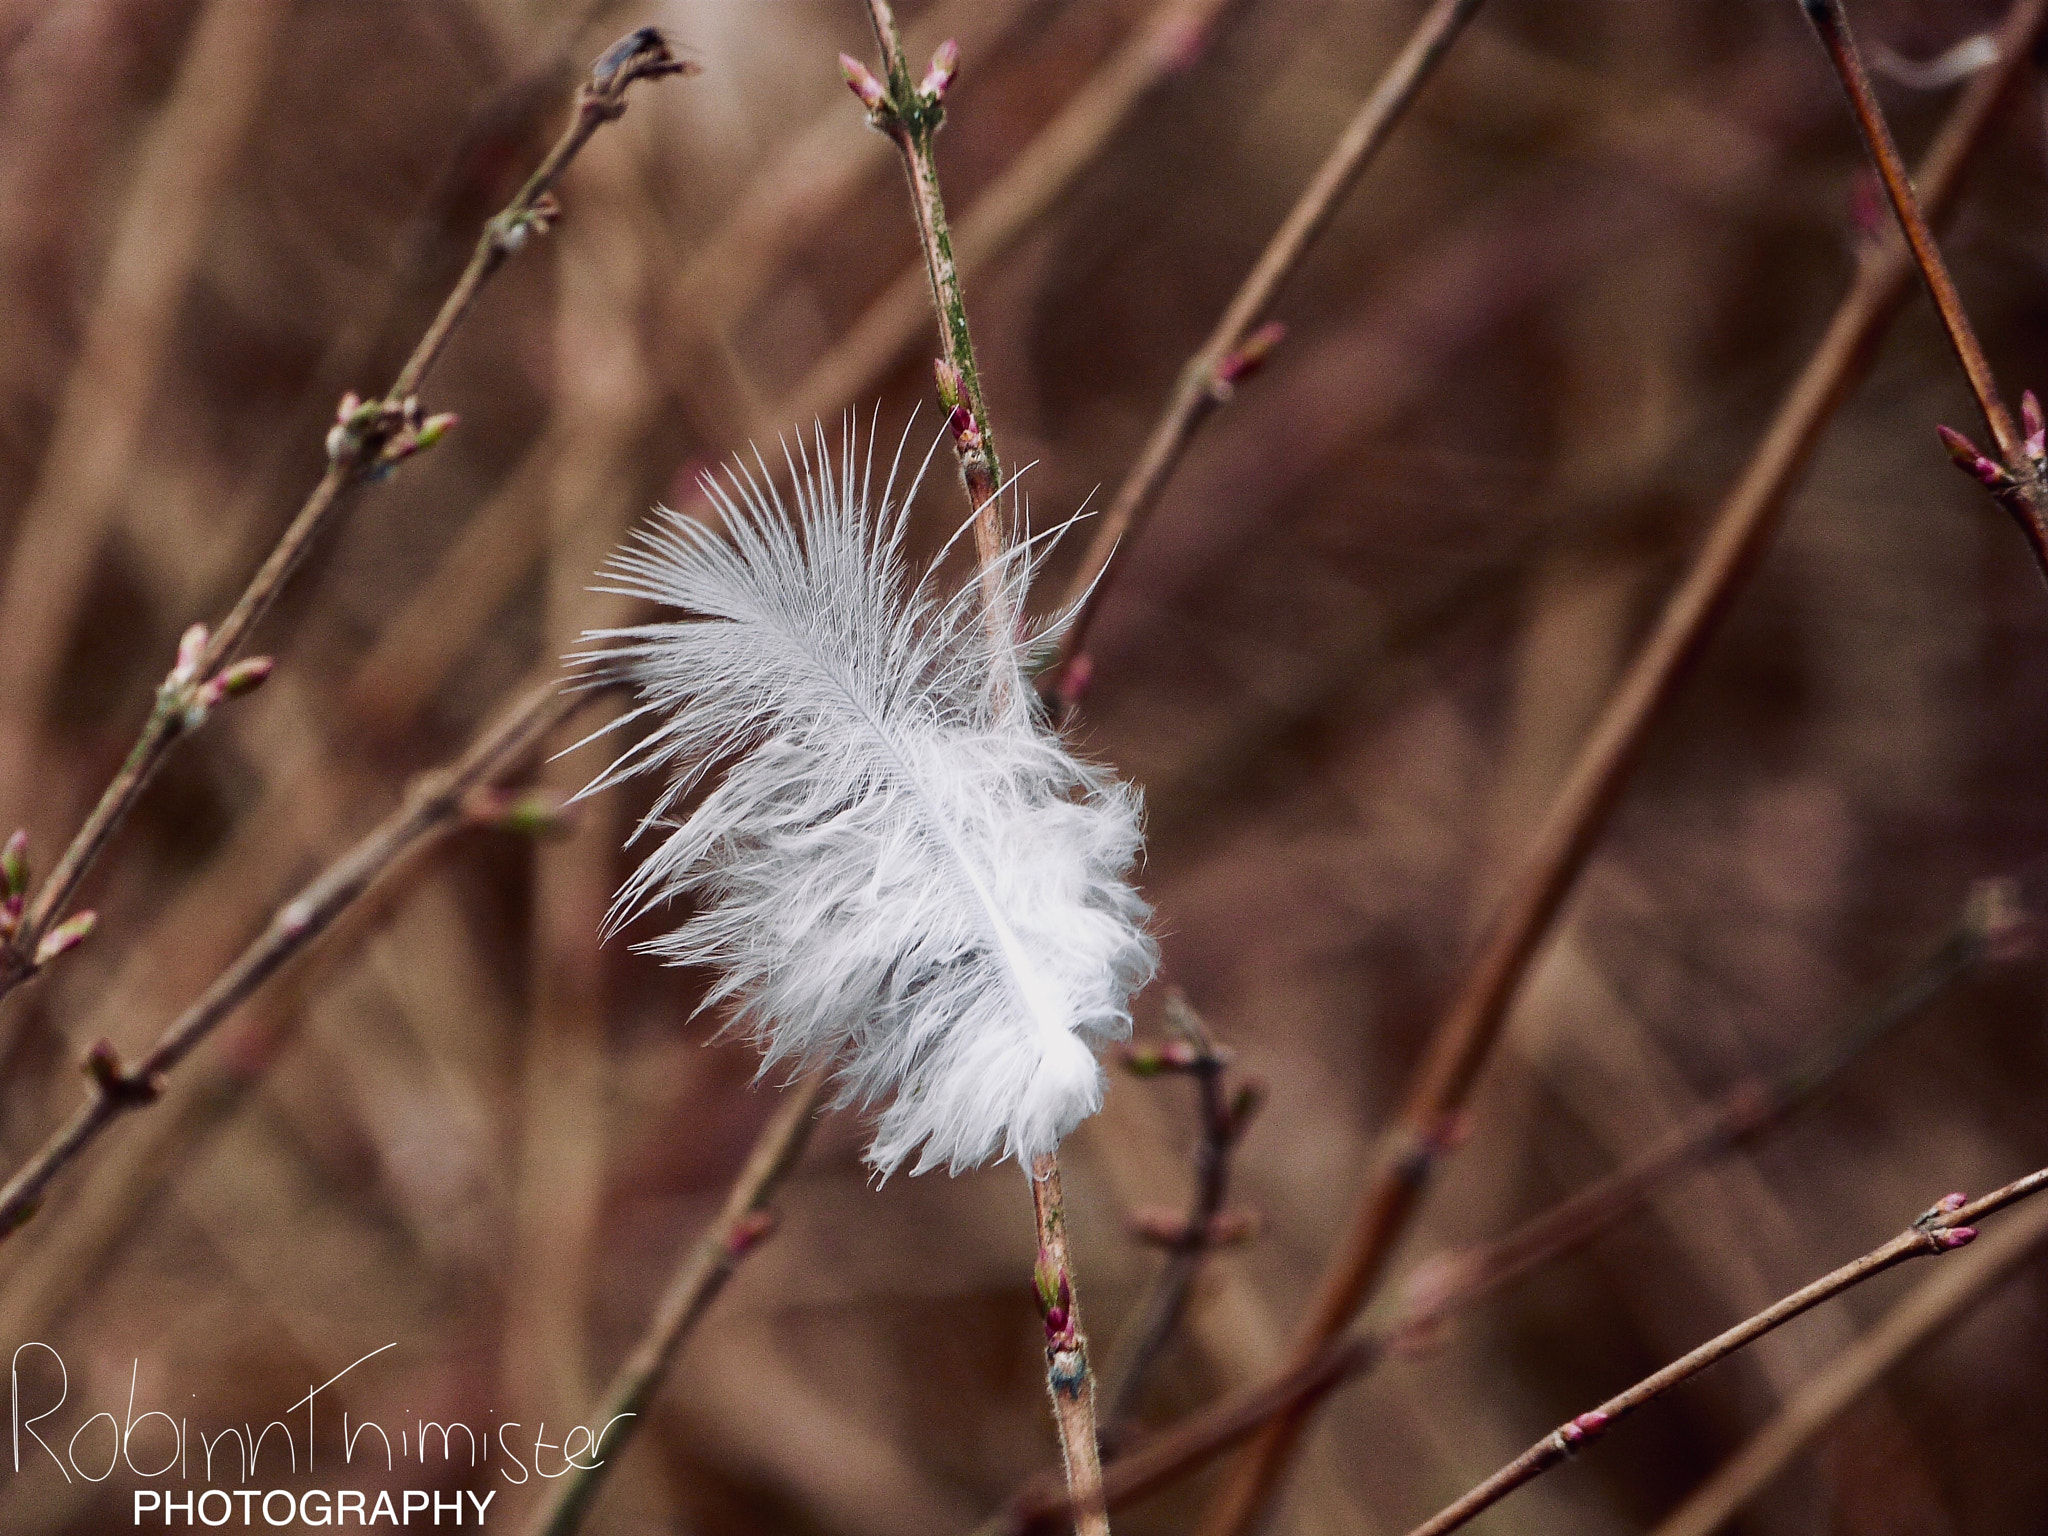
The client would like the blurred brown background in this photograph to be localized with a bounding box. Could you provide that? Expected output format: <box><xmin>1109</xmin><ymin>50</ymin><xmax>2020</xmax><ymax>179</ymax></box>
<box><xmin>2</xmin><ymin>0</ymin><xmax>2048</xmax><ymax>1531</ymax></box>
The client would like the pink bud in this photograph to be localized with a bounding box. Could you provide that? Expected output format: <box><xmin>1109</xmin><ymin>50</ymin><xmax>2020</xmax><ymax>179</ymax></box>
<box><xmin>1</xmin><ymin>828</ymin><xmax>27</xmax><ymax>898</ymax></box>
<box><xmin>840</xmin><ymin>53</ymin><xmax>889</xmax><ymax>114</ymax></box>
<box><xmin>215</xmin><ymin>657</ymin><xmax>274</xmax><ymax>699</ymax></box>
<box><xmin>34</xmin><ymin>909</ymin><xmax>95</xmax><ymax>967</ymax></box>
<box><xmin>1937</xmin><ymin>424</ymin><xmax>2011</xmax><ymax>489</ymax></box>
<box><xmin>2024</xmin><ymin>391</ymin><xmax>2045</xmax><ymax>461</ymax></box>
<box><xmin>1934</xmin><ymin>1226</ymin><xmax>1978</xmax><ymax>1250</ymax></box>
<box><xmin>726</xmin><ymin>1207</ymin><xmax>778</xmax><ymax>1257</ymax></box>
<box><xmin>1214</xmin><ymin>321</ymin><xmax>1287</xmax><ymax>393</ymax></box>
<box><xmin>173</xmin><ymin>623</ymin><xmax>210</xmax><ymax>685</ymax></box>
<box><xmin>919</xmin><ymin>38</ymin><xmax>959</xmax><ymax>101</ymax></box>
<box><xmin>1055</xmin><ymin>653</ymin><xmax>1094</xmax><ymax>709</ymax></box>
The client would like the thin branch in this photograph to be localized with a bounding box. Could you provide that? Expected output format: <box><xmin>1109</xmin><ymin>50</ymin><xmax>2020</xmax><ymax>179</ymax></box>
<box><xmin>1800</xmin><ymin>0</ymin><xmax>2016</xmax><ymax>457</ymax></box>
<box><xmin>1652</xmin><ymin>1191</ymin><xmax>2048</xmax><ymax>1536</ymax></box>
<box><xmin>0</xmin><ymin>679</ymin><xmax>588</xmax><ymax>1242</ymax></box>
<box><xmin>1050</xmin><ymin>0</ymin><xmax>1487</xmax><ymax>696</ymax></box>
<box><xmin>0</xmin><ymin>28</ymin><xmax>692</xmax><ymax>1004</ymax></box>
<box><xmin>525</xmin><ymin>1072</ymin><xmax>828</xmax><ymax>1536</ymax></box>
<box><xmin>1400</xmin><ymin>1169</ymin><xmax>2048</xmax><ymax>1536</ymax></box>
<box><xmin>1030</xmin><ymin>1151</ymin><xmax>1112</xmax><ymax>1536</ymax></box>
<box><xmin>853</xmin><ymin>5</ymin><xmax>1113</xmax><ymax>1525</ymax></box>
<box><xmin>1796</xmin><ymin>0</ymin><xmax>2048</xmax><ymax>579</ymax></box>
<box><xmin>848</xmin><ymin>4</ymin><xmax>1002</xmax><ymax>553</ymax></box>
<box><xmin>1101</xmin><ymin>991</ymin><xmax>1260</xmax><ymax>1428</ymax></box>
<box><xmin>1193</xmin><ymin>5</ymin><xmax>2048</xmax><ymax>1527</ymax></box>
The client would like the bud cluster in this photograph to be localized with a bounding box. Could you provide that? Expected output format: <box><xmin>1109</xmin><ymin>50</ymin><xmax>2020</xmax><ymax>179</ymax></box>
<box><xmin>326</xmin><ymin>393</ymin><xmax>459</xmax><ymax>481</ymax></box>
<box><xmin>158</xmin><ymin>623</ymin><xmax>276</xmax><ymax>735</ymax></box>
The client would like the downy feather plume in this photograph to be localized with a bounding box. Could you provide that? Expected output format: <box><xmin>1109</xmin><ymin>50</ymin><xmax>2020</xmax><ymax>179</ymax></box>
<box><xmin>576</xmin><ymin>419</ymin><xmax>1157</xmax><ymax>1176</ymax></box>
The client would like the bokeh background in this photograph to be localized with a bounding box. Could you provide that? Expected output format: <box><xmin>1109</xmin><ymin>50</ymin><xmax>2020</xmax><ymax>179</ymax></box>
<box><xmin>2</xmin><ymin>0</ymin><xmax>2048</xmax><ymax>1531</ymax></box>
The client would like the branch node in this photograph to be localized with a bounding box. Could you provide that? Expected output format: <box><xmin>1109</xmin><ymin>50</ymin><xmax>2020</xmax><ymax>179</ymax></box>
<box><xmin>81</xmin><ymin>1038</ymin><xmax>160</xmax><ymax>1107</ymax></box>
<box><xmin>582</xmin><ymin>27</ymin><xmax>697</xmax><ymax>123</ymax></box>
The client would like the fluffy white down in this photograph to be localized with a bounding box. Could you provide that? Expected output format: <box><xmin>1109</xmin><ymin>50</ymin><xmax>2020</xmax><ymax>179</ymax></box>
<box><xmin>578</xmin><ymin>422</ymin><xmax>1157</xmax><ymax>1176</ymax></box>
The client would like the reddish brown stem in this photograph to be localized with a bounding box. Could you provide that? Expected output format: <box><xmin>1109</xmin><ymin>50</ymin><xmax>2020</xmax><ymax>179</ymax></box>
<box><xmin>1798</xmin><ymin>0</ymin><xmax>2048</xmax><ymax>579</ymax></box>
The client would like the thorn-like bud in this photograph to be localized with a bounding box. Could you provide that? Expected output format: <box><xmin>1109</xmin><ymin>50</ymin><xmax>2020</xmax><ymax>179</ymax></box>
<box><xmin>1117</xmin><ymin>1040</ymin><xmax>1199</xmax><ymax>1076</ymax></box>
<box><xmin>946</xmin><ymin>402</ymin><xmax>982</xmax><ymax>453</ymax></box>
<box><xmin>1211</xmin><ymin>321</ymin><xmax>1287</xmax><ymax>401</ymax></box>
<box><xmin>841</xmin><ymin>52</ymin><xmax>890</xmax><ymax>115</ymax></box>
<box><xmin>413</xmin><ymin>412</ymin><xmax>458</xmax><ymax>453</ymax></box>
<box><xmin>216</xmin><ymin>657</ymin><xmax>274</xmax><ymax>700</ymax></box>
<box><xmin>1965</xmin><ymin>875</ymin><xmax>2034</xmax><ymax>961</ymax></box>
<box><xmin>1937</xmin><ymin>424</ymin><xmax>2012</xmax><ymax>489</ymax></box>
<box><xmin>1227</xmin><ymin>1078</ymin><xmax>1266</xmax><ymax>1139</ymax></box>
<box><xmin>726</xmin><ymin>1207</ymin><xmax>778</xmax><ymax>1257</ymax></box>
<box><xmin>35</xmin><ymin>909</ymin><xmax>95</xmax><ymax>968</ymax></box>
<box><xmin>172</xmin><ymin>623</ymin><xmax>210</xmax><ymax>686</ymax></box>
<box><xmin>2024</xmin><ymin>391</ymin><xmax>2046</xmax><ymax>463</ymax></box>
<box><xmin>919</xmin><ymin>39</ymin><xmax>959</xmax><ymax>101</ymax></box>
<box><xmin>1033</xmin><ymin>1250</ymin><xmax>1062</xmax><ymax>1313</ymax></box>
<box><xmin>1055</xmin><ymin>653</ymin><xmax>1093</xmax><ymax>710</ymax></box>
<box><xmin>464</xmin><ymin>787</ymin><xmax>576</xmax><ymax>838</ymax></box>
<box><xmin>1</xmin><ymin>828</ymin><xmax>27</xmax><ymax>899</ymax></box>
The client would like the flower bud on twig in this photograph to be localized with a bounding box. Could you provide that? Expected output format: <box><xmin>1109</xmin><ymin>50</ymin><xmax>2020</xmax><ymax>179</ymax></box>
<box><xmin>1937</xmin><ymin>423</ymin><xmax>2012</xmax><ymax>490</ymax></box>
<box><xmin>919</xmin><ymin>39</ymin><xmax>960</xmax><ymax>103</ymax></box>
<box><xmin>34</xmin><ymin>909</ymin><xmax>95</xmax><ymax>968</ymax></box>
<box><xmin>841</xmin><ymin>53</ymin><xmax>890</xmax><ymax>116</ymax></box>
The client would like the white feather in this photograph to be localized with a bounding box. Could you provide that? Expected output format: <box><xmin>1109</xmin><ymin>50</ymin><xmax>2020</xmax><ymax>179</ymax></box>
<box><xmin>576</xmin><ymin>419</ymin><xmax>1157</xmax><ymax>1176</ymax></box>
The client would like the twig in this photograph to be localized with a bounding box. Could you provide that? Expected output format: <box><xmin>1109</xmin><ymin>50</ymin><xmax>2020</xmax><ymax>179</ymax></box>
<box><xmin>1652</xmin><ymin>1190</ymin><xmax>2048</xmax><ymax>1536</ymax></box>
<box><xmin>1399</xmin><ymin>1169</ymin><xmax>2048</xmax><ymax>1536</ymax></box>
<box><xmin>0</xmin><ymin>28</ymin><xmax>692</xmax><ymax>1005</ymax></box>
<box><xmin>1030</xmin><ymin>1152</ymin><xmax>1112</xmax><ymax>1536</ymax></box>
<box><xmin>0</xmin><ymin>679</ymin><xmax>588</xmax><ymax>1242</ymax></box>
<box><xmin>847</xmin><ymin>3</ymin><xmax>1002</xmax><ymax>548</ymax></box>
<box><xmin>1194</xmin><ymin>6</ymin><xmax>2048</xmax><ymax>1528</ymax></box>
<box><xmin>853</xmin><ymin>6</ymin><xmax>1113</xmax><ymax>1526</ymax></box>
<box><xmin>1101</xmin><ymin>991</ymin><xmax>1260</xmax><ymax>1427</ymax></box>
<box><xmin>1797</xmin><ymin>0</ymin><xmax>2048</xmax><ymax>580</ymax></box>
<box><xmin>1050</xmin><ymin>0</ymin><xmax>1487</xmax><ymax>699</ymax></box>
<box><xmin>526</xmin><ymin>1072</ymin><xmax>827</xmax><ymax>1536</ymax></box>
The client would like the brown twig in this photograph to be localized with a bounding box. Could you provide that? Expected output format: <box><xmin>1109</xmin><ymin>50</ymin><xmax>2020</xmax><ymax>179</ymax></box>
<box><xmin>1050</xmin><ymin>0</ymin><xmax>1487</xmax><ymax>698</ymax></box>
<box><xmin>0</xmin><ymin>679</ymin><xmax>588</xmax><ymax>1243</ymax></box>
<box><xmin>1400</xmin><ymin>1169</ymin><xmax>2048</xmax><ymax>1536</ymax></box>
<box><xmin>1030</xmin><ymin>1151</ymin><xmax>1112</xmax><ymax>1536</ymax></box>
<box><xmin>852</xmin><ymin>6</ymin><xmax>1113</xmax><ymax>1525</ymax></box>
<box><xmin>1797</xmin><ymin>0</ymin><xmax>2048</xmax><ymax>580</ymax></box>
<box><xmin>525</xmin><ymin>1072</ymin><xmax>827</xmax><ymax>1536</ymax></box>
<box><xmin>1101</xmin><ymin>991</ymin><xmax>1261</xmax><ymax>1428</ymax></box>
<box><xmin>0</xmin><ymin>28</ymin><xmax>692</xmax><ymax>1005</ymax></box>
<box><xmin>1652</xmin><ymin>1189</ymin><xmax>2048</xmax><ymax>1536</ymax></box>
<box><xmin>847</xmin><ymin>3</ymin><xmax>1002</xmax><ymax>552</ymax></box>
<box><xmin>1194</xmin><ymin>6</ymin><xmax>2048</xmax><ymax>1528</ymax></box>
